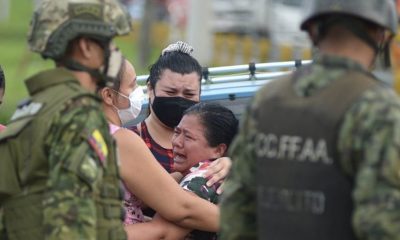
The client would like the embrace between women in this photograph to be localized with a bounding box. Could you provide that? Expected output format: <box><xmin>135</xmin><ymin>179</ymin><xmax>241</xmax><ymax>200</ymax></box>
<box><xmin>98</xmin><ymin>41</ymin><xmax>238</xmax><ymax>239</ymax></box>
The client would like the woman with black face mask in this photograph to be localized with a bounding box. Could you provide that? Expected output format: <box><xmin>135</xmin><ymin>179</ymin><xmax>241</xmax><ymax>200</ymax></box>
<box><xmin>134</xmin><ymin>41</ymin><xmax>201</xmax><ymax>174</ymax></box>
<box><xmin>128</xmin><ymin>42</ymin><xmax>232</xmax><ymax>210</ymax></box>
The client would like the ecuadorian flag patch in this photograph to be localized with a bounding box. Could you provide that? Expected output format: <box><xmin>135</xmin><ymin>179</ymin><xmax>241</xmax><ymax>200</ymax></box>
<box><xmin>88</xmin><ymin>129</ymin><xmax>108</xmax><ymax>165</ymax></box>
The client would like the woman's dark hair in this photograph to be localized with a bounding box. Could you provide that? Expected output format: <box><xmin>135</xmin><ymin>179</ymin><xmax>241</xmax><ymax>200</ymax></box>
<box><xmin>184</xmin><ymin>102</ymin><xmax>238</xmax><ymax>150</ymax></box>
<box><xmin>147</xmin><ymin>49</ymin><xmax>202</xmax><ymax>90</ymax></box>
<box><xmin>0</xmin><ymin>65</ymin><xmax>5</xmax><ymax>91</ymax></box>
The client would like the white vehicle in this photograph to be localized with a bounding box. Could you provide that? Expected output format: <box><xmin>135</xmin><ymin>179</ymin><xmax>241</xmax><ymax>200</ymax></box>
<box><xmin>213</xmin><ymin>0</ymin><xmax>309</xmax><ymax>43</ymax></box>
<box><xmin>212</xmin><ymin>0</ymin><xmax>258</xmax><ymax>34</ymax></box>
<box><xmin>212</xmin><ymin>0</ymin><xmax>311</xmax><ymax>62</ymax></box>
<box><xmin>127</xmin><ymin>60</ymin><xmax>311</xmax><ymax>126</ymax></box>
<box><xmin>263</xmin><ymin>0</ymin><xmax>309</xmax><ymax>47</ymax></box>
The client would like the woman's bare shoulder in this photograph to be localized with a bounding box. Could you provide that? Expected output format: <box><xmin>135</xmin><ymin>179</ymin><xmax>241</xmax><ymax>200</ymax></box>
<box><xmin>113</xmin><ymin>128</ymin><xmax>147</xmax><ymax>147</ymax></box>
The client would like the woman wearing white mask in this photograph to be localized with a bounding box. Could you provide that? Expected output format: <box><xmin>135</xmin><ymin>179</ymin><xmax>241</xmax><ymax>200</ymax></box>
<box><xmin>108</xmin><ymin>60</ymin><xmax>144</xmax><ymax>127</ymax></box>
<box><xmin>101</xmin><ymin>59</ymin><xmax>145</xmax><ymax>224</ymax></box>
<box><xmin>99</xmin><ymin>59</ymin><xmax>220</xmax><ymax>235</ymax></box>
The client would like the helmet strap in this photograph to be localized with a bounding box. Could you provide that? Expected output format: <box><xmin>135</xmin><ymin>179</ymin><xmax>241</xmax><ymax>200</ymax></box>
<box><xmin>346</xmin><ymin>24</ymin><xmax>392</xmax><ymax>69</ymax></box>
<box><xmin>61</xmin><ymin>37</ymin><xmax>118</xmax><ymax>90</ymax></box>
<box><xmin>380</xmin><ymin>40</ymin><xmax>392</xmax><ymax>68</ymax></box>
<box><xmin>315</xmin><ymin>17</ymin><xmax>393</xmax><ymax>69</ymax></box>
<box><xmin>63</xmin><ymin>59</ymin><xmax>107</xmax><ymax>89</ymax></box>
<box><xmin>316</xmin><ymin>17</ymin><xmax>379</xmax><ymax>54</ymax></box>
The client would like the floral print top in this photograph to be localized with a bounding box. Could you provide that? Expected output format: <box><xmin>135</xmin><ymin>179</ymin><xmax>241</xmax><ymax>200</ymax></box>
<box><xmin>180</xmin><ymin>160</ymin><xmax>220</xmax><ymax>240</ymax></box>
<box><xmin>109</xmin><ymin>123</ymin><xmax>144</xmax><ymax>225</ymax></box>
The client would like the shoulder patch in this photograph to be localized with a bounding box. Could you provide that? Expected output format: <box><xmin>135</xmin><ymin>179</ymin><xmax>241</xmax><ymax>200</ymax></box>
<box><xmin>87</xmin><ymin>129</ymin><xmax>108</xmax><ymax>166</ymax></box>
<box><xmin>11</xmin><ymin>100</ymin><xmax>43</xmax><ymax>121</ymax></box>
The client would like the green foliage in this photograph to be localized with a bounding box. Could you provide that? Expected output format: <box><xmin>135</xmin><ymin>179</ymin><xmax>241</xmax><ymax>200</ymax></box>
<box><xmin>0</xmin><ymin>1</ymin><xmax>37</xmax><ymax>122</ymax></box>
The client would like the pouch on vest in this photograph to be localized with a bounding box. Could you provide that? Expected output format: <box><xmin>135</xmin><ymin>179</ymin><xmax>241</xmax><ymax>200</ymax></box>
<box><xmin>60</xmin><ymin>141</ymin><xmax>103</xmax><ymax>191</ymax></box>
<box><xmin>0</xmin><ymin>117</ymin><xmax>33</xmax><ymax>203</ymax></box>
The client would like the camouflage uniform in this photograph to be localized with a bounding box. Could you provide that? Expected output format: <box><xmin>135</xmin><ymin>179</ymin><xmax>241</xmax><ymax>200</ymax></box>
<box><xmin>0</xmin><ymin>0</ymin><xmax>131</xmax><ymax>239</ymax></box>
<box><xmin>0</xmin><ymin>69</ymin><xmax>126</xmax><ymax>240</ymax></box>
<box><xmin>220</xmin><ymin>0</ymin><xmax>398</xmax><ymax>238</ymax></box>
<box><xmin>220</xmin><ymin>55</ymin><xmax>400</xmax><ymax>240</ymax></box>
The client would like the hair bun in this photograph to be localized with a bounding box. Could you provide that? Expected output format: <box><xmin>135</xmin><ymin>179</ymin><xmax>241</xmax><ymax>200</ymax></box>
<box><xmin>161</xmin><ymin>41</ymin><xmax>194</xmax><ymax>56</ymax></box>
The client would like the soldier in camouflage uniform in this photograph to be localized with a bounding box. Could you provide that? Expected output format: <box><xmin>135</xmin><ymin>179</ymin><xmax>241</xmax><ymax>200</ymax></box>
<box><xmin>220</xmin><ymin>0</ymin><xmax>399</xmax><ymax>239</ymax></box>
<box><xmin>0</xmin><ymin>0</ymin><xmax>131</xmax><ymax>239</ymax></box>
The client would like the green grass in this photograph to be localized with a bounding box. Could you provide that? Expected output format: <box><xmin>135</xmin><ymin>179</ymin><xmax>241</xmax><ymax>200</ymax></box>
<box><xmin>0</xmin><ymin>1</ymin><xmax>37</xmax><ymax>123</ymax></box>
<box><xmin>0</xmin><ymin>2</ymin><xmax>166</xmax><ymax>123</ymax></box>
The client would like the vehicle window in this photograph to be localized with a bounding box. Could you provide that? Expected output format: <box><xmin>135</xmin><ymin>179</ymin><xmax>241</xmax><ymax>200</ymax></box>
<box><xmin>275</xmin><ymin>0</ymin><xmax>302</xmax><ymax>7</ymax></box>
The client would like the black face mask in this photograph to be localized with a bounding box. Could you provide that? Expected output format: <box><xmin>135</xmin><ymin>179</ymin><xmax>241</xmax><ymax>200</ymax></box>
<box><xmin>152</xmin><ymin>96</ymin><xmax>197</xmax><ymax>128</ymax></box>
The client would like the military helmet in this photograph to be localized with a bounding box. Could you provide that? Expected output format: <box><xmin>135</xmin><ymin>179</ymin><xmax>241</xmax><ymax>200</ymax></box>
<box><xmin>28</xmin><ymin>0</ymin><xmax>132</xmax><ymax>60</ymax></box>
<box><xmin>300</xmin><ymin>0</ymin><xmax>397</xmax><ymax>35</ymax></box>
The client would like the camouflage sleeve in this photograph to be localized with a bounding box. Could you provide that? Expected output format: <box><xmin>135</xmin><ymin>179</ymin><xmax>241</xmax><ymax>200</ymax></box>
<box><xmin>0</xmin><ymin>208</ymin><xmax>4</xmax><ymax>239</ymax></box>
<box><xmin>219</xmin><ymin>106</ymin><xmax>257</xmax><ymax>240</ymax></box>
<box><xmin>43</xmin><ymin>97</ymin><xmax>108</xmax><ymax>240</ymax></box>
<box><xmin>338</xmin><ymin>88</ymin><xmax>400</xmax><ymax>239</ymax></box>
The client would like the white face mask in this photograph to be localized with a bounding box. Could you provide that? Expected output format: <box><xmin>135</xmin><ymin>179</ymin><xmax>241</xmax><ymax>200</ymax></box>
<box><xmin>113</xmin><ymin>86</ymin><xmax>144</xmax><ymax>125</ymax></box>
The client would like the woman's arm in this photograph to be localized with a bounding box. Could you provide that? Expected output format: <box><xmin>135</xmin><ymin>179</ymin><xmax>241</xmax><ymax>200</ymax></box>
<box><xmin>124</xmin><ymin>219</ymin><xmax>174</xmax><ymax>240</ymax></box>
<box><xmin>171</xmin><ymin>172</ymin><xmax>184</xmax><ymax>182</ymax></box>
<box><xmin>125</xmin><ymin>214</ymin><xmax>190</xmax><ymax>240</ymax></box>
<box><xmin>114</xmin><ymin>129</ymin><xmax>219</xmax><ymax>232</ymax></box>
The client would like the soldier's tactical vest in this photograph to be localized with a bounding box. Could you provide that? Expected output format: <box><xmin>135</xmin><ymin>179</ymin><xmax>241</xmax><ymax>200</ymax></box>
<box><xmin>0</xmin><ymin>69</ymin><xmax>125</xmax><ymax>240</ymax></box>
<box><xmin>255</xmin><ymin>69</ymin><xmax>378</xmax><ymax>240</ymax></box>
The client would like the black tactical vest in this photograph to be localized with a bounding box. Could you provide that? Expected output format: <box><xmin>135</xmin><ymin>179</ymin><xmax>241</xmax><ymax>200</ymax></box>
<box><xmin>255</xmin><ymin>68</ymin><xmax>378</xmax><ymax>240</ymax></box>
